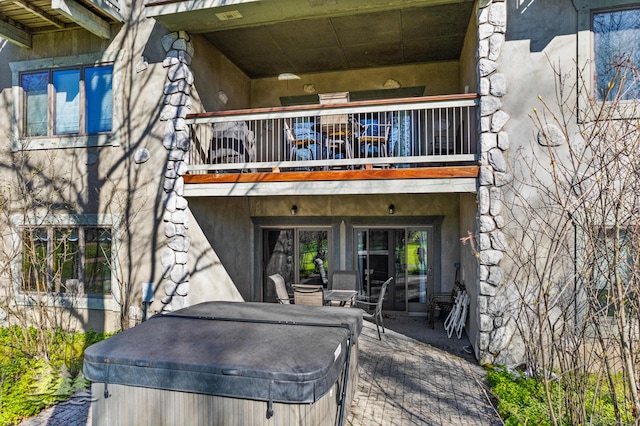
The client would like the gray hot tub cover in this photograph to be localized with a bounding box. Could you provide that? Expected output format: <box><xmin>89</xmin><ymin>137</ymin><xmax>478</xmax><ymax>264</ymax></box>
<box><xmin>83</xmin><ymin>301</ymin><xmax>362</xmax><ymax>404</ymax></box>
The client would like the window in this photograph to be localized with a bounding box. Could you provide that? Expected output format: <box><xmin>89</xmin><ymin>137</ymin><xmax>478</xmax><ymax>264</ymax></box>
<box><xmin>590</xmin><ymin>227</ymin><xmax>636</xmax><ymax>317</ymax></box>
<box><xmin>22</xmin><ymin>226</ymin><xmax>112</xmax><ymax>295</ymax></box>
<box><xmin>21</xmin><ymin>65</ymin><xmax>113</xmax><ymax>138</ymax></box>
<box><xmin>593</xmin><ymin>7</ymin><xmax>640</xmax><ymax>101</ymax></box>
<box><xmin>10</xmin><ymin>51</ymin><xmax>123</xmax><ymax>150</ymax></box>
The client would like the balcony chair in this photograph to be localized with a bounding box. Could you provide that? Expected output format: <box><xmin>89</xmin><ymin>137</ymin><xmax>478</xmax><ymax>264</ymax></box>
<box><xmin>318</xmin><ymin>92</ymin><xmax>353</xmax><ymax>163</ymax></box>
<box><xmin>354</xmin><ymin>277</ymin><xmax>393</xmax><ymax>340</ymax></box>
<box><xmin>358</xmin><ymin>121</ymin><xmax>392</xmax><ymax>161</ymax></box>
<box><xmin>322</xmin><ymin>114</ymin><xmax>354</xmax><ymax>161</ymax></box>
<box><xmin>293</xmin><ymin>284</ymin><xmax>325</xmax><ymax>306</ymax></box>
<box><xmin>284</xmin><ymin>120</ymin><xmax>323</xmax><ymax>166</ymax></box>
<box><xmin>209</xmin><ymin>121</ymin><xmax>254</xmax><ymax>169</ymax></box>
<box><xmin>268</xmin><ymin>273</ymin><xmax>290</xmax><ymax>304</ymax></box>
<box><xmin>428</xmin><ymin>117</ymin><xmax>460</xmax><ymax>155</ymax></box>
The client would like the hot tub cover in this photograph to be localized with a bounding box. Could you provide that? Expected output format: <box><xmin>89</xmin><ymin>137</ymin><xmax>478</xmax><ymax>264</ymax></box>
<box><xmin>83</xmin><ymin>301</ymin><xmax>362</xmax><ymax>404</ymax></box>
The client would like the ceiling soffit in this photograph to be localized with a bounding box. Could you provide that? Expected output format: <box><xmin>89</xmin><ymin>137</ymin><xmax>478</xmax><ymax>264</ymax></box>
<box><xmin>167</xmin><ymin>1</ymin><xmax>475</xmax><ymax>78</ymax></box>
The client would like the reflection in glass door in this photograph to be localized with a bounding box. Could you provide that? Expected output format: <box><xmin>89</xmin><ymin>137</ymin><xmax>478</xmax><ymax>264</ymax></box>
<box><xmin>405</xmin><ymin>228</ymin><xmax>433</xmax><ymax>313</ymax></box>
<box><xmin>263</xmin><ymin>228</ymin><xmax>329</xmax><ymax>302</ymax></box>
<box><xmin>355</xmin><ymin>227</ymin><xmax>432</xmax><ymax>313</ymax></box>
<box><xmin>356</xmin><ymin>229</ymin><xmax>402</xmax><ymax>311</ymax></box>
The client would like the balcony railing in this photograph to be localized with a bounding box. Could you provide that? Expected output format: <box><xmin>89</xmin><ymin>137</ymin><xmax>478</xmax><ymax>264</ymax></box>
<box><xmin>185</xmin><ymin>94</ymin><xmax>478</xmax><ymax>175</ymax></box>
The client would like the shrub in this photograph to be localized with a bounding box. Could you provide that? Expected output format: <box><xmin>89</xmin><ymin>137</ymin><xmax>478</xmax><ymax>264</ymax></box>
<box><xmin>487</xmin><ymin>366</ymin><xmax>634</xmax><ymax>425</ymax></box>
<box><xmin>0</xmin><ymin>327</ymin><xmax>111</xmax><ymax>426</ymax></box>
<box><xmin>487</xmin><ymin>366</ymin><xmax>551</xmax><ymax>425</ymax></box>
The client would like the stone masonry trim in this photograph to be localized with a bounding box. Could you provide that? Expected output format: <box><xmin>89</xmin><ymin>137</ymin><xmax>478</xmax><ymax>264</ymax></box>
<box><xmin>159</xmin><ymin>31</ymin><xmax>193</xmax><ymax>312</ymax></box>
<box><xmin>476</xmin><ymin>0</ymin><xmax>512</xmax><ymax>366</ymax></box>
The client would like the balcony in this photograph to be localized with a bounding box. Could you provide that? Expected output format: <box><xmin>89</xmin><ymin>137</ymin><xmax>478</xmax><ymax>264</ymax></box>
<box><xmin>184</xmin><ymin>94</ymin><xmax>479</xmax><ymax>196</ymax></box>
<box><xmin>0</xmin><ymin>0</ymin><xmax>124</xmax><ymax>48</ymax></box>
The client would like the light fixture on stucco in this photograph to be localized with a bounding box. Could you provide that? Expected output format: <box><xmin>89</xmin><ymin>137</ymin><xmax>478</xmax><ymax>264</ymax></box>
<box><xmin>278</xmin><ymin>73</ymin><xmax>301</xmax><ymax>81</ymax></box>
<box><xmin>388</xmin><ymin>204</ymin><xmax>395</xmax><ymax>215</ymax></box>
<box><xmin>291</xmin><ymin>205</ymin><xmax>298</xmax><ymax>215</ymax></box>
<box><xmin>303</xmin><ymin>84</ymin><xmax>316</xmax><ymax>93</ymax></box>
<box><xmin>218</xmin><ymin>90</ymin><xmax>228</xmax><ymax>105</ymax></box>
<box><xmin>383</xmin><ymin>79</ymin><xmax>401</xmax><ymax>89</ymax></box>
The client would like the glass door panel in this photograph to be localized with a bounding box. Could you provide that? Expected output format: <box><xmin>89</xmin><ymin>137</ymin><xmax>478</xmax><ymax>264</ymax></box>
<box><xmin>263</xmin><ymin>229</ymin><xmax>294</xmax><ymax>302</ymax></box>
<box><xmin>368</xmin><ymin>229</ymin><xmax>390</xmax><ymax>307</ymax></box>
<box><xmin>406</xmin><ymin>228</ymin><xmax>432</xmax><ymax>313</ymax></box>
<box><xmin>356</xmin><ymin>228</ymin><xmax>400</xmax><ymax>311</ymax></box>
<box><xmin>393</xmin><ymin>230</ymin><xmax>407</xmax><ymax>311</ymax></box>
<box><xmin>356</xmin><ymin>230</ymin><xmax>367</xmax><ymax>296</ymax></box>
<box><xmin>298</xmin><ymin>230</ymin><xmax>329</xmax><ymax>286</ymax></box>
<box><xmin>355</xmin><ymin>227</ymin><xmax>432</xmax><ymax>313</ymax></box>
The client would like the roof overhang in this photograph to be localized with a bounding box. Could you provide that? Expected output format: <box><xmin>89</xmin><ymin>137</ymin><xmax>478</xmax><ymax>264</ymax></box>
<box><xmin>0</xmin><ymin>0</ymin><xmax>124</xmax><ymax>48</ymax></box>
<box><xmin>145</xmin><ymin>0</ymin><xmax>475</xmax><ymax>78</ymax></box>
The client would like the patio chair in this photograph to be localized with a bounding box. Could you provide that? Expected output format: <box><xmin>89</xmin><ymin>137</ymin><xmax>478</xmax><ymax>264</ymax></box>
<box><xmin>293</xmin><ymin>284</ymin><xmax>325</xmax><ymax>306</ymax></box>
<box><xmin>329</xmin><ymin>270</ymin><xmax>357</xmax><ymax>306</ymax></box>
<box><xmin>268</xmin><ymin>273</ymin><xmax>290</xmax><ymax>304</ymax></box>
<box><xmin>354</xmin><ymin>277</ymin><xmax>392</xmax><ymax>340</ymax></box>
<box><xmin>331</xmin><ymin>270</ymin><xmax>357</xmax><ymax>291</ymax></box>
<box><xmin>427</xmin><ymin>280</ymin><xmax>465</xmax><ymax>329</ymax></box>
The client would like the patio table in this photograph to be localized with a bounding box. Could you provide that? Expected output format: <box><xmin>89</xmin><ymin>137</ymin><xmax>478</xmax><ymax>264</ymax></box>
<box><xmin>324</xmin><ymin>289</ymin><xmax>357</xmax><ymax>306</ymax></box>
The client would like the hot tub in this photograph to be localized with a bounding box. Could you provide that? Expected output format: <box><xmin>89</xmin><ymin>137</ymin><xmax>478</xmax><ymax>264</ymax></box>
<box><xmin>83</xmin><ymin>301</ymin><xmax>362</xmax><ymax>426</ymax></box>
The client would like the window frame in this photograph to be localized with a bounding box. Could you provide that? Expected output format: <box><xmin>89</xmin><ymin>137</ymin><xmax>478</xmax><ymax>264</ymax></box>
<box><xmin>9</xmin><ymin>50</ymin><xmax>123</xmax><ymax>151</ymax></box>
<box><xmin>11</xmin><ymin>214</ymin><xmax>123</xmax><ymax>311</ymax></box>
<box><xmin>590</xmin><ymin>226</ymin><xmax>636</xmax><ymax>317</ymax></box>
<box><xmin>591</xmin><ymin>7</ymin><xmax>640</xmax><ymax>102</ymax></box>
<box><xmin>576</xmin><ymin>0</ymin><xmax>640</xmax><ymax>121</ymax></box>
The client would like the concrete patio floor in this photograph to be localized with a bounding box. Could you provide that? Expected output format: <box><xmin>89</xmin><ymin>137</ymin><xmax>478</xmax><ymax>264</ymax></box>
<box><xmin>20</xmin><ymin>314</ymin><xmax>502</xmax><ymax>426</ymax></box>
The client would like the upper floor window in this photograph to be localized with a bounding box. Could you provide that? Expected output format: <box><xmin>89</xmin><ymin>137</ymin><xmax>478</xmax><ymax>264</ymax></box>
<box><xmin>21</xmin><ymin>65</ymin><xmax>113</xmax><ymax>138</ymax></box>
<box><xmin>10</xmin><ymin>51</ymin><xmax>123</xmax><ymax>150</ymax></box>
<box><xmin>593</xmin><ymin>7</ymin><xmax>640</xmax><ymax>101</ymax></box>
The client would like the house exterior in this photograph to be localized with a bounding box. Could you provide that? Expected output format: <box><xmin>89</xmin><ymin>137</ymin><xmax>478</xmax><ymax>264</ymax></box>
<box><xmin>0</xmin><ymin>0</ymin><xmax>637</xmax><ymax>366</ymax></box>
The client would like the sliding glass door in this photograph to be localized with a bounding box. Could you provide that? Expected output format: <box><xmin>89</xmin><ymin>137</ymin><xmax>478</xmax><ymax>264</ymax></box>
<box><xmin>355</xmin><ymin>227</ymin><xmax>433</xmax><ymax>313</ymax></box>
<box><xmin>263</xmin><ymin>228</ymin><xmax>329</xmax><ymax>302</ymax></box>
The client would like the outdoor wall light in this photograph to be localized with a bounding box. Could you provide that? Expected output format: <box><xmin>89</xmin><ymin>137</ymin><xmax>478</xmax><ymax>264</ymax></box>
<box><xmin>217</xmin><ymin>90</ymin><xmax>228</xmax><ymax>105</ymax></box>
<box><xmin>388</xmin><ymin>204</ymin><xmax>395</xmax><ymax>215</ymax></box>
<box><xmin>291</xmin><ymin>205</ymin><xmax>298</xmax><ymax>215</ymax></box>
<box><xmin>278</xmin><ymin>73</ymin><xmax>301</xmax><ymax>81</ymax></box>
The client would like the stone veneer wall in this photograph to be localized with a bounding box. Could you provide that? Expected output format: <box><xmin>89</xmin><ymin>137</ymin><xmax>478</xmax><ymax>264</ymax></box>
<box><xmin>475</xmin><ymin>0</ymin><xmax>513</xmax><ymax>365</ymax></box>
<box><xmin>159</xmin><ymin>31</ymin><xmax>194</xmax><ymax>312</ymax></box>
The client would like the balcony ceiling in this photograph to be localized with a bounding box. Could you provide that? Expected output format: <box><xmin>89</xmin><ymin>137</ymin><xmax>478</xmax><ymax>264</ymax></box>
<box><xmin>146</xmin><ymin>0</ymin><xmax>475</xmax><ymax>78</ymax></box>
<box><xmin>0</xmin><ymin>0</ymin><xmax>124</xmax><ymax>48</ymax></box>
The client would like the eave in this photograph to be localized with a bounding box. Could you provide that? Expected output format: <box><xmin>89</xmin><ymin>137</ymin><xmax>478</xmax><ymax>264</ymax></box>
<box><xmin>0</xmin><ymin>0</ymin><xmax>124</xmax><ymax>48</ymax></box>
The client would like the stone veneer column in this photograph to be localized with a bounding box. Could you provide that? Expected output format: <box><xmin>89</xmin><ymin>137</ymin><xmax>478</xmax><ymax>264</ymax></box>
<box><xmin>476</xmin><ymin>0</ymin><xmax>511</xmax><ymax>365</ymax></box>
<box><xmin>159</xmin><ymin>31</ymin><xmax>194</xmax><ymax>312</ymax></box>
